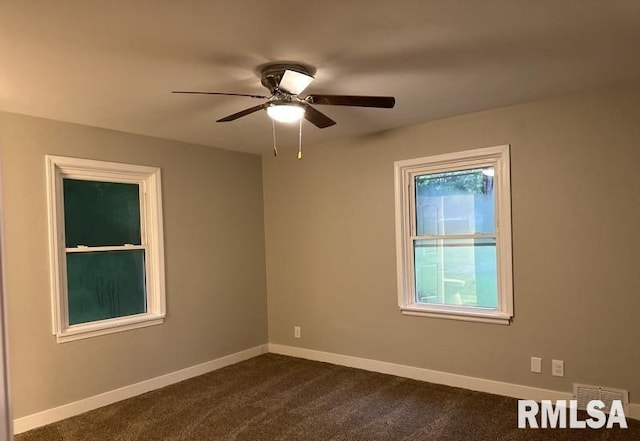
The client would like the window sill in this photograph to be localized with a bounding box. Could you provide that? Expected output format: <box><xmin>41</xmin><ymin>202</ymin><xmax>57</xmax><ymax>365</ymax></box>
<box><xmin>399</xmin><ymin>305</ymin><xmax>511</xmax><ymax>325</ymax></box>
<box><xmin>56</xmin><ymin>314</ymin><xmax>165</xmax><ymax>343</ymax></box>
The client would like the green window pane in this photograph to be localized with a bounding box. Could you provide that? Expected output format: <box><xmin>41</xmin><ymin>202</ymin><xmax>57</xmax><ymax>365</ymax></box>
<box><xmin>415</xmin><ymin>168</ymin><xmax>495</xmax><ymax>235</ymax></box>
<box><xmin>66</xmin><ymin>250</ymin><xmax>146</xmax><ymax>325</ymax></box>
<box><xmin>414</xmin><ymin>238</ymin><xmax>497</xmax><ymax>309</ymax></box>
<box><xmin>63</xmin><ymin>179</ymin><xmax>141</xmax><ymax>247</ymax></box>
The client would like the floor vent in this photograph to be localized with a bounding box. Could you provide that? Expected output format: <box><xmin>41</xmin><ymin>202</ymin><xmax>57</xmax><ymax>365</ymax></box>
<box><xmin>573</xmin><ymin>383</ymin><xmax>629</xmax><ymax>413</ymax></box>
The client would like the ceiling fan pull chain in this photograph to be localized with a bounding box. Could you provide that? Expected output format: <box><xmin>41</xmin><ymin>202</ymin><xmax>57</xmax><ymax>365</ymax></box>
<box><xmin>272</xmin><ymin>119</ymin><xmax>278</xmax><ymax>157</ymax></box>
<box><xmin>297</xmin><ymin>119</ymin><xmax>303</xmax><ymax>160</ymax></box>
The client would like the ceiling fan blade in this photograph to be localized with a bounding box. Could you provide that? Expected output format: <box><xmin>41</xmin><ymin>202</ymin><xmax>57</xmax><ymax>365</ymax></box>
<box><xmin>279</xmin><ymin>69</ymin><xmax>314</xmax><ymax>95</ymax></box>
<box><xmin>306</xmin><ymin>95</ymin><xmax>395</xmax><ymax>108</ymax></box>
<box><xmin>172</xmin><ymin>91</ymin><xmax>269</xmax><ymax>99</ymax></box>
<box><xmin>217</xmin><ymin>104</ymin><xmax>267</xmax><ymax>122</ymax></box>
<box><xmin>303</xmin><ymin>103</ymin><xmax>336</xmax><ymax>129</ymax></box>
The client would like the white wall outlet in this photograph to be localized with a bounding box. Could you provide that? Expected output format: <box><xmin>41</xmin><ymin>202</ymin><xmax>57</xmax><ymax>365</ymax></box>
<box><xmin>552</xmin><ymin>359</ymin><xmax>564</xmax><ymax>377</ymax></box>
<box><xmin>294</xmin><ymin>326</ymin><xmax>301</xmax><ymax>338</ymax></box>
<box><xmin>530</xmin><ymin>356</ymin><xmax>542</xmax><ymax>374</ymax></box>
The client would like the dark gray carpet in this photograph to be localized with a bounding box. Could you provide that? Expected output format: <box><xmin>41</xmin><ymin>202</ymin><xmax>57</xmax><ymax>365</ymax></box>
<box><xmin>15</xmin><ymin>353</ymin><xmax>639</xmax><ymax>440</ymax></box>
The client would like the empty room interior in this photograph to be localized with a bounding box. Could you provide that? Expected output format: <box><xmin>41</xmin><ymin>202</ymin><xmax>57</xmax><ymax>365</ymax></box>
<box><xmin>1</xmin><ymin>1</ymin><xmax>640</xmax><ymax>439</ymax></box>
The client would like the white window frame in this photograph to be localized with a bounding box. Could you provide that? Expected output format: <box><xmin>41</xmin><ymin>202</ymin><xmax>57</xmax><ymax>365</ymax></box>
<box><xmin>46</xmin><ymin>155</ymin><xmax>166</xmax><ymax>342</ymax></box>
<box><xmin>394</xmin><ymin>145</ymin><xmax>513</xmax><ymax>324</ymax></box>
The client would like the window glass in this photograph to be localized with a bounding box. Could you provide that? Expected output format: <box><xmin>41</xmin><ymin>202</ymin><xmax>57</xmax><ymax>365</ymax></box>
<box><xmin>414</xmin><ymin>238</ymin><xmax>497</xmax><ymax>309</ymax></box>
<box><xmin>63</xmin><ymin>179</ymin><xmax>141</xmax><ymax>247</ymax></box>
<box><xmin>415</xmin><ymin>168</ymin><xmax>495</xmax><ymax>236</ymax></box>
<box><xmin>66</xmin><ymin>250</ymin><xmax>146</xmax><ymax>325</ymax></box>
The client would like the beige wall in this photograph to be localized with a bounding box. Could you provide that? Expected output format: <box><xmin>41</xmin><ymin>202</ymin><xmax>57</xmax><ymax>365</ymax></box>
<box><xmin>0</xmin><ymin>112</ymin><xmax>268</xmax><ymax>418</ymax></box>
<box><xmin>263</xmin><ymin>80</ymin><xmax>640</xmax><ymax>400</ymax></box>
<box><xmin>3</xmin><ymin>78</ymin><xmax>640</xmax><ymax>421</ymax></box>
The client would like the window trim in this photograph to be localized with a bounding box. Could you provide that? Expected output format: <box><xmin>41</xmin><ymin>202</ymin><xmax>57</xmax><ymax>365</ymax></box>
<box><xmin>46</xmin><ymin>155</ymin><xmax>166</xmax><ymax>342</ymax></box>
<box><xmin>394</xmin><ymin>145</ymin><xmax>513</xmax><ymax>325</ymax></box>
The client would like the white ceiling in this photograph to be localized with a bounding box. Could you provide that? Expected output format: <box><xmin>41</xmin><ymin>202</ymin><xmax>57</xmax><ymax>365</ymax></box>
<box><xmin>2</xmin><ymin>1</ymin><xmax>640</xmax><ymax>154</ymax></box>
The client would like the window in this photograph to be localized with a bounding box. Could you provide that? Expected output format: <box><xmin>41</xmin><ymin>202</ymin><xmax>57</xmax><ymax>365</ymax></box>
<box><xmin>394</xmin><ymin>145</ymin><xmax>513</xmax><ymax>324</ymax></box>
<box><xmin>46</xmin><ymin>156</ymin><xmax>165</xmax><ymax>342</ymax></box>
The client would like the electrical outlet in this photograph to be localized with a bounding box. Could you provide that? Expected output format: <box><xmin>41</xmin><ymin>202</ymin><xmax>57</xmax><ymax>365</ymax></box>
<box><xmin>530</xmin><ymin>357</ymin><xmax>542</xmax><ymax>374</ymax></box>
<box><xmin>552</xmin><ymin>359</ymin><xmax>564</xmax><ymax>377</ymax></box>
<box><xmin>294</xmin><ymin>326</ymin><xmax>301</xmax><ymax>338</ymax></box>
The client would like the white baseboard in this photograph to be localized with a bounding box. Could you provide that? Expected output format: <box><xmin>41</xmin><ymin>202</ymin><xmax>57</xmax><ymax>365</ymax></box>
<box><xmin>14</xmin><ymin>342</ymin><xmax>639</xmax><ymax>434</ymax></box>
<box><xmin>630</xmin><ymin>404</ymin><xmax>640</xmax><ymax>421</ymax></box>
<box><xmin>268</xmin><ymin>343</ymin><xmax>640</xmax><ymax>421</ymax></box>
<box><xmin>13</xmin><ymin>344</ymin><xmax>268</xmax><ymax>434</ymax></box>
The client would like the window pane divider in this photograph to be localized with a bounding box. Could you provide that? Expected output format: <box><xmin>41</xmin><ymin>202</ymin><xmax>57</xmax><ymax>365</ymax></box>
<box><xmin>410</xmin><ymin>233</ymin><xmax>497</xmax><ymax>241</ymax></box>
<box><xmin>65</xmin><ymin>244</ymin><xmax>146</xmax><ymax>253</ymax></box>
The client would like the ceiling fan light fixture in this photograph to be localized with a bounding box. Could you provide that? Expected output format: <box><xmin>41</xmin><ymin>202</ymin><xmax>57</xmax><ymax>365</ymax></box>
<box><xmin>266</xmin><ymin>103</ymin><xmax>305</xmax><ymax>123</ymax></box>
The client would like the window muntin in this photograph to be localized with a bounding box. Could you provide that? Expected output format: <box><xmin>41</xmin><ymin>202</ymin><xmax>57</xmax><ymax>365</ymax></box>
<box><xmin>395</xmin><ymin>145</ymin><xmax>512</xmax><ymax>324</ymax></box>
<box><xmin>47</xmin><ymin>156</ymin><xmax>165</xmax><ymax>342</ymax></box>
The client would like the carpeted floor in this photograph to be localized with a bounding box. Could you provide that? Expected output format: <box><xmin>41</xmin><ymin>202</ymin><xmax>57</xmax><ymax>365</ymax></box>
<box><xmin>15</xmin><ymin>353</ymin><xmax>639</xmax><ymax>440</ymax></box>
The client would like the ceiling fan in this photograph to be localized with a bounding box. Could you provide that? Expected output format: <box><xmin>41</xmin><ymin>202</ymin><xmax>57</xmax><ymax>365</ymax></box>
<box><xmin>172</xmin><ymin>63</ymin><xmax>396</xmax><ymax>128</ymax></box>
